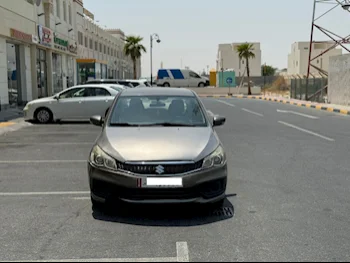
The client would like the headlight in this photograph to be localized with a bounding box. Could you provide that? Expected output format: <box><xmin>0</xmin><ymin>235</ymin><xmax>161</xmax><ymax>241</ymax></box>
<box><xmin>202</xmin><ymin>145</ymin><xmax>226</xmax><ymax>169</ymax></box>
<box><xmin>23</xmin><ymin>103</ymin><xmax>32</xmax><ymax>111</ymax></box>
<box><xmin>89</xmin><ymin>145</ymin><xmax>117</xmax><ymax>170</ymax></box>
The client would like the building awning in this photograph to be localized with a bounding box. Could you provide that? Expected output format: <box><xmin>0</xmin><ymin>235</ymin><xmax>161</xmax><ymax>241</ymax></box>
<box><xmin>76</xmin><ymin>59</ymin><xmax>108</xmax><ymax>64</ymax></box>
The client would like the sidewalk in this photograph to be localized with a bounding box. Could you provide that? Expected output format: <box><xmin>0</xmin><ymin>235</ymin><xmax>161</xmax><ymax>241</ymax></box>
<box><xmin>198</xmin><ymin>94</ymin><xmax>350</xmax><ymax>115</ymax></box>
<box><xmin>0</xmin><ymin>108</ymin><xmax>24</xmax><ymax>122</ymax></box>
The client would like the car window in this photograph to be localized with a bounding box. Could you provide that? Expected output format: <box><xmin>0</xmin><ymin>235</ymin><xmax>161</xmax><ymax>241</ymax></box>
<box><xmin>80</xmin><ymin>88</ymin><xmax>111</xmax><ymax>97</ymax></box>
<box><xmin>109</xmin><ymin>96</ymin><xmax>207</xmax><ymax>127</ymax></box>
<box><xmin>59</xmin><ymin>88</ymin><xmax>86</xmax><ymax>99</ymax></box>
<box><xmin>130</xmin><ymin>82</ymin><xmax>140</xmax><ymax>87</ymax></box>
<box><xmin>109</xmin><ymin>86</ymin><xmax>123</xmax><ymax>92</ymax></box>
<box><xmin>189</xmin><ymin>71</ymin><xmax>201</xmax><ymax>78</ymax></box>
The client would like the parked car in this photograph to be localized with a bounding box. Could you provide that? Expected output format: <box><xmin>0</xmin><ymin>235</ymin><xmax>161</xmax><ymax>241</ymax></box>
<box><xmin>156</xmin><ymin>69</ymin><xmax>210</xmax><ymax>87</ymax></box>
<box><xmin>23</xmin><ymin>84</ymin><xmax>120</xmax><ymax>123</ymax></box>
<box><xmin>88</xmin><ymin>87</ymin><xmax>228</xmax><ymax>211</ymax></box>
<box><xmin>85</xmin><ymin>79</ymin><xmax>134</xmax><ymax>88</ymax></box>
<box><xmin>125</xmin><ymin>79</ymin><xmax>152</xmax><ymax>87</ymax></box>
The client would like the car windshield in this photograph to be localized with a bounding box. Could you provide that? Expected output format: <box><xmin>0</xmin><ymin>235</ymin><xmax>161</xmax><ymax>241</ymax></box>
<box><xmin>109</xmin><ymin>96</ymin><xmax>208</xmax><ymax>127</ymax></box>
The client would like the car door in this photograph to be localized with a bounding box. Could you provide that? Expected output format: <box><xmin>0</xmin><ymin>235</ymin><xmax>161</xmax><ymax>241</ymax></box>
<box><xmin>53</xmin><ymin>87</ymin><xmax>87</xmax><ymax>119</ymax></box>
<box><xmin>189</xmin><ymin>71</ymin><xmax>202</xmax><ymax>87</ymax></box>
<box><xmin>83</xmin><ymin>87</ymin><xmax>114</xmax><ymax>118</ymax></box>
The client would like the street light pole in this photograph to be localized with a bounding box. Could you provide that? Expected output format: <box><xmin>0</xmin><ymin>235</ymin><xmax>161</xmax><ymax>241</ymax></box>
<box><xmin>150</xmin><ymin>33</ymin><xmax>161</xmax><ymax>86</ymax></box>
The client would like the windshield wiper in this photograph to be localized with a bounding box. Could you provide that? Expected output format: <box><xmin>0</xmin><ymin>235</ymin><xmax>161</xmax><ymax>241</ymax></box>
<box><xmin>109</xmin><ymin>123</ymin><xmax>141</xmax><ymax>127</ymax></box>
<box><xmin>141</xmin><ymin>122</ymin><xmax>197</xmax><ymax>127</ymax></box>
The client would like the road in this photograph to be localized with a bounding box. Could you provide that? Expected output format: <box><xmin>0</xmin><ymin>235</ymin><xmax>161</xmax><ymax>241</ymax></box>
<box><xmin>0</xmin><ymin>98</ymin><xmax>350</xmax><ymax>262</ymax></box>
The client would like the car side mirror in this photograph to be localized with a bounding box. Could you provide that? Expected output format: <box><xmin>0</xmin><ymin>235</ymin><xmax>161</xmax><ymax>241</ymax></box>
<box><xmin>90</xmin><ymin>115</ymin><xmax>104</xmax><ymax>126</ymax></box>
<box><xmin>53</xmin><ymin>95</ymin><xmax>59</xmax><ymax>100</ymax></box>
<box><xmin>213</xmin><ymin>116</ymin><xmax>226</xmax><ymax>127</ymax></box>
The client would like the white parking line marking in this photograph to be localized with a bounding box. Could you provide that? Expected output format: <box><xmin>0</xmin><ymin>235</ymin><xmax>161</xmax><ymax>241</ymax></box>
<box><xmin>0</xmin><ymin>191</ymin><xmax>90</xmax><ymax>196</ymax></box>
<box><xmin>277</xmin><ymin>109</ymin><xmax>319</xmax><ymax>119</ymax></box>
<box><xmin>216</xmin><ymin>100</ymin><xmax>236</xmax><ymax>107</ymax></box>
<box><xmin>241</xmin><ymin>108</ymin><xmax>263</xmax><ymax>117</ymax></box>
<box><xmin>0</xmin><ymin>242</ymin><xmax>189</xmax><ymax>262</ymax></box>
<box><xmin>278</xmin><ymin>121</ymin><xmax>335</xmax><ymax>142</ymax></box>
<box><xmin>0</xmin><ymin>160</ymin><xmax>86</xmax><ymax>164</ymax></box>
<box><xmin>176</xmin><ymin>242</ymin><xmax>190</xmax><ymax>262</ymax></box>
<box><xmin>70</xmin><ymin>197</ymin><xmax>90</xmax><ymax>200</ymax></box>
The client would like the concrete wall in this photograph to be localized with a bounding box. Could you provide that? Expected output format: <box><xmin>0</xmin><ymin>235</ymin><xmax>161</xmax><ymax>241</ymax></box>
<box><xmin>328</xmin><ymin>53</ymin><xmax>350</xmax><ymax>106</ymax></box>
<box><xmin>188</xmin><ymin>87</ymin><xmax>262</xmax><ymax>95</ymax></box>
<box><xmin>288</xmin><ymin>41</ymin><xmax>342</xmax><ymax>76</ymax></box>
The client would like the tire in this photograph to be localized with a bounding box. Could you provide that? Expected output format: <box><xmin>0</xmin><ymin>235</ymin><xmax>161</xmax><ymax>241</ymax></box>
<box><xmin>198</xmin><ymin>82</ymin><xmax>205</xmax><ymax>87</ymax></box>
<box><xmin>163</xmin><ymin>82</ymin><xmax>170</xmax><ymax>87</ymax></box>
<box><xmin>34</xmin><ymin>108</ymin><xmax>53</xmax><ymax>124</ymax></box>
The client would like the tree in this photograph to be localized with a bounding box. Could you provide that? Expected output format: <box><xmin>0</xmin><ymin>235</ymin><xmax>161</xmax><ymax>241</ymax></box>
<box><xmin>235</xmin><ymin>43</ymin><xmax>255</xmax><ymax>95</ymax></box>
<box><xmin>261</xmin><ymin>65</ymin><xmax>277</xmax><ymax>76</ymax></box>
<box><xmin>123</xmin><ymin>35</ymin><xmax>146</xmax><ymax>79</ymax></box>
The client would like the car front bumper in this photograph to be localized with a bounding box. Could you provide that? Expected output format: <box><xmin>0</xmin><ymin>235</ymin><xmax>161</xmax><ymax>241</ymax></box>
<box><xmin>88</xmin><ymin>162</ymin><xmax>228</xmax><ymax>205</ymax></box>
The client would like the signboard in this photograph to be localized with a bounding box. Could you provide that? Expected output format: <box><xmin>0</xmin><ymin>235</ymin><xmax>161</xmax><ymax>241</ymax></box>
<box><xmin>226</xmin><ymin>77</ymin><xmax>233</xmax><ymax>84</ymax></box>
<box><xmin>83</xmin><ymin>8</ymin><xmax>94</xmax><ymax>20</ymax></box>
<box><xmin>68</xmin><ymin>41</ymin><xmax>78</xmax><ymax>54</ymax></box>
<box><xmin>54</xmin><ymin>33</ymin><xmax>68</xmax><ymax>51</ymax></box>
<box><xmin>38</xmin><ymin>25</ymin><xmax>52</xmax><ymax>47</ymax></box>
<box><xmin>10</xmin><ymin>29</ymin><xmax>33</xmax><ymax>43</ymax></box>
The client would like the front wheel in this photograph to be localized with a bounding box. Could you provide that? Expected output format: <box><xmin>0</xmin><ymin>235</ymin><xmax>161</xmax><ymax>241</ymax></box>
<box><xmin>35</xmin><ymin>108</ymin><xmax>53</xmax><ymax>124</ymax></box>
<box><xmin>198</xmin><ymin>82</ymin><xmax>205</xmax><ymax>87</ymax></box>
<box><xmin>163</xmin><ymin>82</ymin><xmax>170</xmax><ymax>87</ymax></box>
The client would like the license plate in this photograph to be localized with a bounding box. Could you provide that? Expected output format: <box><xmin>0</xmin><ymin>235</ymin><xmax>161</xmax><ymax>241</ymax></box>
<box><xmin>139</xmin><ymin>177</ymin><xmax>183</xmax><ymax>188</ymax></box>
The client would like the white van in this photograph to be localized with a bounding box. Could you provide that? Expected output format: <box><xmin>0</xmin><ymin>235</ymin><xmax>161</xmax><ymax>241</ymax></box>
<box><xmin>156</xmin><ymin>69</ymin><xmax>209</xmax><ymax>87</ymax></box>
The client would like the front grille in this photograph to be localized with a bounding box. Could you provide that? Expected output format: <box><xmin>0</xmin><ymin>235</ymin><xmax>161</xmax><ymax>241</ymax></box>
<box><xmin>91</xmin><ymin>178</ymin><xmax>226</xmax><ymax>201</ymax></box>
<box><xmin>116</xmin><ymin>160</ymin><xmax>203</xmax><ymax>175</ymax></box>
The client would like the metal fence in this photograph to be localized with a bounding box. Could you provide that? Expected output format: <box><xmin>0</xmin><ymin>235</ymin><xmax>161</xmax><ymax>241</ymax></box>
<box><xmin>290</xmin><ymin>77</ymin><xmax>328</xmax><ymax>102</ymax></box>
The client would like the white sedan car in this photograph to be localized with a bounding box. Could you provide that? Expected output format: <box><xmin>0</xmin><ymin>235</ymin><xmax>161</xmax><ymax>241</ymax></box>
<box><xmin>23</xmin><ymin>84</ymin><xmax>121</xmax><ymax>124</ymax></box>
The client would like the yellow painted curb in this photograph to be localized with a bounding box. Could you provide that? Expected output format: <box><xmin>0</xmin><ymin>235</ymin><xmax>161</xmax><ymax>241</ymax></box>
<box><xmin>326</xmin><ymin>107</ymin><xmax>334</xmax><ymax>112</ymax></box>
<box><xmin>340</xmin><ymin>109</ymin><xmax>348</xmax><ymax>114</ymax></box>
<box><xmin>305</xmin><ymin>104</ymin><xmax>311</xmax><ymax>108</ymax></box>
<box><xmin>0</xmin><ymin>122</ymin><xmax>15</xmax><ymax>128</ymax></box>
<box><xmin>315</xmin><ymin>105</ymin><xmax>322</xmax><ymax>110</ymax></box>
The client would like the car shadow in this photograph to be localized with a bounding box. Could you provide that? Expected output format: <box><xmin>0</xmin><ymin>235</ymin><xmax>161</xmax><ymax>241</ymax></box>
<box><xmin>92</xmin><ymin>195</ymin><xmax>236</xmax><ymax>227</ymax></box>
<box><xmin>27</xmin><ymin>120</ymin><xmax>91</xmax><ymax>125</ymax></box>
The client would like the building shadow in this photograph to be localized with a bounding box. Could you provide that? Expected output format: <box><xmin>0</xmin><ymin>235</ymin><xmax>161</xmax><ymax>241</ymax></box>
<box><xmin>92</xmin><ymin>195</ymin><xmax>236</xmax><ymax>227</ymax></box>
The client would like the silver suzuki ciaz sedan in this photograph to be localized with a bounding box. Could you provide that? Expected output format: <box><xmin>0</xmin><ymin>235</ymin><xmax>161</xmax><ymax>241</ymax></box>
<box><xmin>88</xmin><ymin>87</ymin><xmax>227</xmax><ymax>210</ymax></box>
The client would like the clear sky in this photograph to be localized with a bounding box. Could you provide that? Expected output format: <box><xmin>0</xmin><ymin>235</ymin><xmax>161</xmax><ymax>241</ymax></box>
<box><xmin>83</xmin><ymin>0</ymin><xmax>349</xmax><ymax>77</ymax></box>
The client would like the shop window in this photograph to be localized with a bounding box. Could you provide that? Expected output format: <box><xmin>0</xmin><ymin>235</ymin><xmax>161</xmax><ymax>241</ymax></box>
<box><xmin>78</xmin><ymin>32</ymin><xmax>83</xmax><ymax>45</ymax></box>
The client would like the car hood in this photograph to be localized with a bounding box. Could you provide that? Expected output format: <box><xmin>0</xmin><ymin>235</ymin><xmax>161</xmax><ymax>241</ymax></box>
<box><xmin>97</xmin><ymin>127</ymin><xmax>220</xmax><ymax>162</ymax></box>
<box><xmin>29</xmin><ymin>96</ymin><xmax>55</xmax><ymax>104</ymax></box>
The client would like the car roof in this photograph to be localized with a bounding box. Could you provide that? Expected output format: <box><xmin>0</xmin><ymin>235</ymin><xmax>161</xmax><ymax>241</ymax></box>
<box><xmin>119</xmin><ymin>87</ymin><xmax>196</xmax><ymax>97</ymax></box>
<box><xmin>71</xmin><ymin>84</ymin><xmax>111</xmax><ymax>88</ymax></box>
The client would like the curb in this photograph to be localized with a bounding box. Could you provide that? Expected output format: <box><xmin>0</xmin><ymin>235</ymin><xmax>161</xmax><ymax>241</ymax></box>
<box><xmin>198</xmin><ymin>95</ymin><xmax>350</xmax><ymax>116</ymax></box>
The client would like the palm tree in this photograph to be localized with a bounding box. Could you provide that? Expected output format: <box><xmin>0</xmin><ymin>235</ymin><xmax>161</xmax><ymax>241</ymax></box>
<box><xmin>123</xmin><ymin>35</ymin><xmax>146</xmax><ymax>79</ymax></box>
<box><xmin>235</xmin><ymin>43</ymin><xmax>255</xmax><ymax>95</ymax></box>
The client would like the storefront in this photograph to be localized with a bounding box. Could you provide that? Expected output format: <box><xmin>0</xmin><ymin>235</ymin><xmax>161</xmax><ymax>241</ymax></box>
<box><xmin>76</xmin><ymin>59</ymin><xmax>108</xmax><ymax>84</ymax></box>
<box><xmin>6</xmin><ymin>28</ymin><xmax>37</xmax><ymax>107</ymax></box>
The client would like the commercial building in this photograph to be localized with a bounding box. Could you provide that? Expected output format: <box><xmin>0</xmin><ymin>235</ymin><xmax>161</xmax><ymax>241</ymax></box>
<box><xmin>287</xmin><ymin>41</ymin><xmax>342</xmax><ymax>76</ymax></box>
<box><xmin>75</xmin><ymin>6</ymin><xmax>138</xmax><ymax>84</ymax></box>
<box><xmin>216</xmin><ymin>43</ymin><xmax>262</xmax><ymax>77</ymax></box>
<box><xmin>0</xmin><ymin>0</ymin><xmax>78</xmax><ymax>111</ymax></box>
<box><xmin>0</xmin><ymin>0</ymin><xmax>141</xmax><ymax>113</ymax></box>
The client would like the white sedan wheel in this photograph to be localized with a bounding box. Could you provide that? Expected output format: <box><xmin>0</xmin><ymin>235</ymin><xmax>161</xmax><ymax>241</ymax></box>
<box><xmin>36</xmin><ymin>109</ymin><xmax>51</xmax><ymax>123</ymax></box>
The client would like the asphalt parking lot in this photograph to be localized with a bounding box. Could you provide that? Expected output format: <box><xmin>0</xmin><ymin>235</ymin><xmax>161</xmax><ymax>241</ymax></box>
<box><xmin>1</xmin><ymin>98</ymin><xmax>350</xmax><ymax>262</ymax></box>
